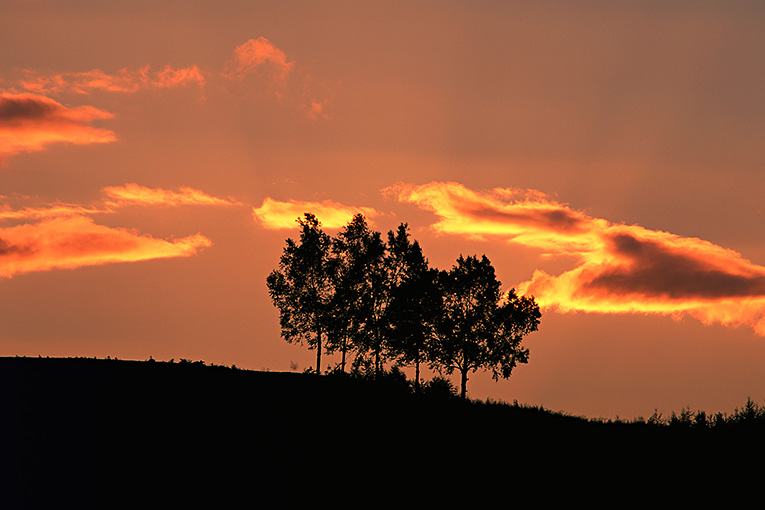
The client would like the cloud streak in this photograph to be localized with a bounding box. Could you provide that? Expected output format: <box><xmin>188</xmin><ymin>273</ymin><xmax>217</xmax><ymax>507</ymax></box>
<box><xmin>0</xmin><ymin>182</ymin><xmax>239</xmax><ymax>278</ymax></box>
<box><xmin>102</xmin><ymin>183</ymin><xmax>241</xmax><ymax>208</ymax></box>
<box><xmin>19</xmin><ymin>65</ymin><xmax>205</xmax><ymax>95</ymax></box>
<box><xmin>0</xmin><ymin>92</ymin><xmax>116</xmax><ymax>156</ymax></box>
<box><xmin>387</xmin><ymin>181</ymin><xmax>765</xmax><ymax>335</ymax></box>
<box><xmin>1</xmin><ymin>183</ymin><xmax>238</xmax><ymax>221</ymax></box>
<box><xmin>0</xmin><ymin>215</ymin><xmax>211</xmax><ymax>279</ymax></box>
<box><xmin>0</xmin><ymin>202</ymin><xmax>108</xmax><ymax>221</ymax></box>
<box><xmin>253</xmin><ymin>197</ymin><xmax>381</xmax><ymax>229</ymax></box>
<box><xmin>10</xmin><ymin>37</ymin><xmax>331</xmax><ymax>123</ymax></box>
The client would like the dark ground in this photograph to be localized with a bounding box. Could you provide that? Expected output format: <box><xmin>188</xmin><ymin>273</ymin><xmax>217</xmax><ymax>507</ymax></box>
<box><xmin>0</xmin><ymin>356</ymin><xmax>759</xmax><ymax>507</ymax></box>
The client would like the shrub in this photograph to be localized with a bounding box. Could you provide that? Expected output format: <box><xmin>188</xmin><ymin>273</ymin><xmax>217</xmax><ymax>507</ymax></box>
<box><xmin>421</xmin><ymin>376</ymin><xmax>457</xmax><ymax>399</ymax></box>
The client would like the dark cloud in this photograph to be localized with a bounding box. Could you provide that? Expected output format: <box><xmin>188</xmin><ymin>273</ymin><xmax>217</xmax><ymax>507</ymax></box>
<box><xmin>0</xmin><ymin>237</ymin><xmax>36</xmax><ymax>257</ymax></box>
<box><xmin>584</xmin><ymin>233</ymin><xmax>765</xmax><ymax>299</ymax></box>
<box><xmin>393</xmin><ymin>181</ymin><xmax>765</xmax><ymax>334</ymax></box>
<box><xmin>0</xmin><ymin>92</ymin><xmax>116</xmax><ymax>156</ymax></box>
<box><xmin>469</xmin><ymin>204</ymin><xmax>587</xmax><ymax>233</ymax></box>
<box><xmin>0</xmin><ymin>95</ymin><xmax>58</xmax><ymax>122</ymax></box>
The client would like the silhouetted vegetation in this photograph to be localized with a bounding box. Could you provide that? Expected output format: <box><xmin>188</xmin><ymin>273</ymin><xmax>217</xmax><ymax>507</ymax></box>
<box><xmin>267</xmin><ymin>213</ymin><xmax>540</xmax><ymax>397</ymax></box>
<box><xmin>266</xmin><ymin>213</ymin><xmax>335</xmax><ymax>373</ymax></box>
<box><xmin>432</xmin><ymin>254</ymin><xmax>540</xmax><ymax>397</ymax></box>
<box><xmin>2</xmin><ymin>356</ymin><xmax>763</xmax><ymax>506</ymax></box>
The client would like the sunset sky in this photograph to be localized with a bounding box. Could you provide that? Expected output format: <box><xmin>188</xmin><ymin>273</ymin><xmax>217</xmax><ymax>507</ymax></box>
<box><xmin>3</xmin><ymin>1</ymin><xmax>765</xmax><ymax>419</ymax></box>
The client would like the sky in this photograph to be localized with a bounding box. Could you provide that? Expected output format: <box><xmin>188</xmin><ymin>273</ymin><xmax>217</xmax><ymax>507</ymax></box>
<box><xmin>2</xmin><ymin>0</ymin><xmax>765</xmax><ymax>419</ymax></box>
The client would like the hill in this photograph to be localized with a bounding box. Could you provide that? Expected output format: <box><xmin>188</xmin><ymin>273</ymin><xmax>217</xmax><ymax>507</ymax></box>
<box><xmin>0</xmin><ymin>356</ymin><xmax>759</xmax><ymax>506</ymax></box>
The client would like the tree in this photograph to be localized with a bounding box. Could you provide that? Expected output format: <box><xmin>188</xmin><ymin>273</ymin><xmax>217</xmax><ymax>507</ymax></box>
<box><xmin>384</xmin><ymin>223</ymin><xmax>440</xmax><ymax>392</ymax></box>
<box><xmin>431</xmin><ymin>255</ymin><xmax>540</xmax><ymax>399</ymax></box>
<box><xmin>266</xmin><ymin>213</ymin><xmax>335</xmax><ymax>374</ymax></box>
<box><xmin>330</xmin><ymin>214</ymin><xmax>389</xmax><ymax>376</ymax></box>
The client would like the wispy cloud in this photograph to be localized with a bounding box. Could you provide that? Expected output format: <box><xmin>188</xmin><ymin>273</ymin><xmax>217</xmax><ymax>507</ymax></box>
<box><xmin>387</xmin><ymin>181</ymin><xmax>765</xmax><ymax>335</ymax></box>
<box><xmin>10</xmin><ymin>37</ymin><xmax>332</xmax><ymax>122</ymax></box>
<box><xmin>224</xmin><ymin>37</ymin><xmax>335</xmax><ymax>118</ymax></box>
<box><xmin>0</xmin><ymin>202</ymin><xmax>108</xmax><ymax>221</ymax></box>
<box><xmin>305</xmin><ymin>99</ymin><xmax>330</xmax><ymax>121</ymax></box>
<box><xmin>0</xmin><ymin>215</ymin><xmax>211</xmax><ymax>279</ymax></box>
<box><xmin>0</xmin><ymin>183</ymin><xmax>238</xmax><ymax>221</ymax></box>
<box><xmin>224</xmin><ymin>37</ymin><xmax>294</xmax><ymax>84</ymax></box>
<box><xmin>102</xmin><ymin>183</ymin><xmax>241</xmax><ymax>208</ymax></box>
<box><xmin>0</xmin><ymin>92</ymin><xmax>116</xmax><ymax>156</ymax></box>
<box><xmin>253</xmin><ymin>197</ymin><xmax>381</xmax><ymax>229</ymax></box>
<box><xmin>0</xmin><ymin>183</ymin><xmax>241</xmax><ymax>278</ymax></box>
<box><xmin>19</xmin><ymin>65</ymin><xmax>205</xmax><ymax>95</ymax></box>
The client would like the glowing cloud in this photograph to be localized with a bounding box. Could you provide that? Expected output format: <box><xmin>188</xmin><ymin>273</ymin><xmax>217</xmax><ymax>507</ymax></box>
<box><xmin>0</xmin><ymin>92</ymin><xmax>116</xmax><ymax>156</ymax></box>
<box><xmin>306</xmin><ymin>100</ymin><xmax>330</xmax><ymax>121</ymax></box>
<box><xmin>253</xmin><ymin>197</ymin><xmax>380</xmax><ymax>229</ymax></box>
<box><xmin>0</xmin><ymin>203</ymin><xmax>107</xmax><ymax>221</ymax></box>
<box><xmin>225</xmin><ymin>37</ymin><xmax>294</xmax><ymax>83</ymax></box>
<box><xmin>387</xmin><ymin>181</ymin><xmax>765</xmax><ymax>335</ymax></box>
<box><xmin>19</xmin><ymin>65</ymin><xmax>205</xmax><ymax>95</ymax></box>
<box><xmin>0</xmin><ymin>215</ymin><xmax>212</xmax><ymax>279</ymax></box>
<box><xmin>102</xmin><ymin>183</ymin><xmax>241</xmax><ymax>208</ymax></box>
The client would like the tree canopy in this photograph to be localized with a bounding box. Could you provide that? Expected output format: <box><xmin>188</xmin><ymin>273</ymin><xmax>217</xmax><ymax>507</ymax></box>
<box><xmin>431</xmin><ymin>255</ymin><xmax>541</xmax><ymax>398</ymax></box>
<box><xmin>266</xmin><ymin>213</ymin><xmax>335</xmax><ymax>373</ymax></box>
<box><xmin>266</xmin><ymin>213</ymin><xmax>541</xmax><ymax>396</ymax></box>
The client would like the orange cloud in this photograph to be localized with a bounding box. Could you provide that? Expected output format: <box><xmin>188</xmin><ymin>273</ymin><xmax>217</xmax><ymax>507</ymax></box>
<box><xmin>225</xmin><ymin>37</ymin><xmax>294</xmax><ymax>83</ymax></box>
<box><xmin>102</xmin><ymin>183</ymin><xmax>241</xmax><ymax>208</ymax></box>
<box><xmin>1</xmin><ymin>184</ymin><xmax>237</xmax><ymax>221</ymax></box>
<box><xmin>388</xmin><ymin>181</ymin><xmax>765</xmax><ymax>335</ymax></box>
<box><xmin>0</xmin><ymin>215</ymin><xmax>211</xmax><ymax>279</ymax></box>
<box><xmin>253</xmin><ymin>197</ymin><xmax>381</xmax><ymax>229</ymax></box>
<box><xmin>0</xmin><ymin>92</ymin><xmax>116</xmax><ymax>156</ymax></box>
<box><xmin>306</xmin><ymin>100</ymin><xmax>330</xmax><ymax>121</ymax></box>
<box><xmin>0</xmin><ymin>202</ymin><xmax>107</xmax><ymax>221</ymax></box>
<box><xmin>19</xmin><ymin>65</ymin><xmax>205</xmax><ymax>95</ymax></box>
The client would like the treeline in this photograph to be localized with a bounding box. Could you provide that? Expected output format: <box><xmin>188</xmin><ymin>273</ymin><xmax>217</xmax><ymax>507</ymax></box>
<box><xmin>267</xmin><ymin>213</ymin><xmax>540</xmax><ymax>398</ymax></box>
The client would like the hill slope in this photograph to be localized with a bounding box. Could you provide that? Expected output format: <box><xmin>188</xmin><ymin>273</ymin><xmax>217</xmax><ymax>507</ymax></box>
<box><xmin>0</xmin><ymin>356</ymin><xmax>757</xmax><ymax>506</ymax></box>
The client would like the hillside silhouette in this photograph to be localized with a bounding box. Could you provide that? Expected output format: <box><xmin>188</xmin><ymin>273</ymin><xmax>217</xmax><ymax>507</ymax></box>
<box><xmin>1</xmin><ymin>356</ymin><xmax>759</xmax><ymax>506</ymax></box>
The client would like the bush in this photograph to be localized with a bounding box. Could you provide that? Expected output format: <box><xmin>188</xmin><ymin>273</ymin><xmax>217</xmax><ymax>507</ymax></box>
<box><xmin>421</xmin><ymin>376</ymin><xmax>457</xmax><ymax>399</ymax></box>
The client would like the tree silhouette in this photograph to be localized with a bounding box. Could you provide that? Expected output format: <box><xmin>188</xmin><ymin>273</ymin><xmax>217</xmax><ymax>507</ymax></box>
<box><xmin>384</xmin><ymin>223</ymin><xmax>440</xmax><ymax>392</ymax></box>
<box><xmin>330</xmin><ymin>214</ymin><xmax>389</xmax><ymax>376</ymax></box>
<box><xmin>431</xmin><ymin>255</ymin><xmax>540</xmax><ymax>398</ymax></box>
<box><xmin>266</xmin><ymin>213</ymin><xmax>335</xmax><ymax>374</ymax></box>
<box><xmin>325</xmin><ymin>221</ymin><xmax>360</xmax><ymax>373</ymax></box>
<box><xmin>267</xmin><ymin>216</ymin><xmax>541</xmax><ymax>395</ymax></box>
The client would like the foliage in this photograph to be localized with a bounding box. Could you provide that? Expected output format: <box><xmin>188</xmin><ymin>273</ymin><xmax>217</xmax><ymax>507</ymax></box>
<box><xmin>267</xmin><ymin>212</ymin><xmax>541</xmax><ymax>397</ymax></box>
<box><xmin>429</xmin><ymin>255</ymin><xmax>540</xmax><ymax>398</ymax></box>
<box><xmin>421</xmin><ymin>375</ymin><xmax>458</xmax><ymax>399</ymax></box>
<box><xmin>266</xmin><ymin>213</ymin><xmax>335</xmax><ymax>373</ymax></box>
<box><xmin>328</xmin><ymin>214</ymin><xmax>388</xmax><ymax>374</ymax></box>
<box><xmin>383</xmin><ymin>223</ymin><xmax>441</xmax><ymax>391</ymax></box>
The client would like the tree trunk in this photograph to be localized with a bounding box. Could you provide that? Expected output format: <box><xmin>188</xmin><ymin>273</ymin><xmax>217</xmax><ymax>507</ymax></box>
<box><xmin>414</xmin><ymin>350</ymin><xmax>421</xmax><ymax>393</ymax></box>
<box><xmin>460</xmin><ymin>368</ymin><xmax>468</xmax><ymax>399</ymax></box>
<box><xmin>414</xmin><ymin>360</ymin><xmax>421</xmax><ymax>393</ymax></box>
<box><xmin>315</xmin><ymin>330</ymin><xmax>322</xmax><ymax>374</ymax></box>
<box><xmin>341</xmin><ymin>338</ymin><xmax>347</xmax><ymax>373</ymax></box>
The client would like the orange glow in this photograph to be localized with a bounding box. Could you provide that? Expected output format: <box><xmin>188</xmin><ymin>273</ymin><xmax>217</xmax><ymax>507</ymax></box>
<box><xmin>253</xmin><ymin>197</ymin><xmax>381</xmax><ymax>229</ymax></box>
<box><xmin>225</xmin><ymin>37</ymin><xmax>294</xmax><ymax>83</ymax></box>
<box><xmin>306</xmin><ymin>100</ymin><xmax>329</xmax><ymax>120</ymax></box>
<box><xmin>0</xmin><ymin>92</ymin><xmax>116</xmax><ymax>155</ymax></box>
<box><xmin>1</xmin><ymin>183</ymin><xmax>236</xmax><ymax>221</ymax></box>
<box><xmin>102</xmin><ymin>183</ymin><xmax>241</xmax><ymax>208</ymax></box>
<box><xmin>19</xmin><ymin>65</ymin><xmax>205</xmax><ymax>95</ymax></box>
<box><xmin>390</xmin><ymin>181</ymin><xmax>765</xmax><ymax>335</ymax></box>
<box><xmin>0</xmin><ymin>215</ymin><xmax>211</xmax><ymax>279</ymax></box>
<box><xmin>153</xmin><ymin>65</ymin><xmax>206</xmax><ymax>89</ymax></box>
<box><xmin>384</xmin><ymin>181</ymin><xmax>604</xmax><ymax>253</ymax></box>
<box><xmin>0</xmin><ymin>203</ymin><xmax>108</xmax><ymax>221</ymax></box>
